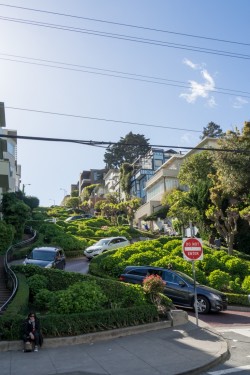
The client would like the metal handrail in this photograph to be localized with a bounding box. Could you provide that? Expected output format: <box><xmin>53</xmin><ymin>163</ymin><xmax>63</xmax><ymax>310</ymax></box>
<box><xmin>0</xmin><ymin>229</ymin><xmax>37</xmax><ymax>313</ymax></box>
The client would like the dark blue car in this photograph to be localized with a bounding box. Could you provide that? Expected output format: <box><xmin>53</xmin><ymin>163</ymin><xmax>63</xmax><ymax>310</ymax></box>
<box><xmin>118</xmin><ymin>266</ymin><xmax>228</xmax><ymax>314</ymax></box>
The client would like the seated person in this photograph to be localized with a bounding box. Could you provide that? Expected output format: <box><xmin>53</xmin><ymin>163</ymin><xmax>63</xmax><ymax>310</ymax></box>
<box><xmin>23</xmin><ymin>312</ymin><xmax>43</xmax><ymax>352</ymax></box>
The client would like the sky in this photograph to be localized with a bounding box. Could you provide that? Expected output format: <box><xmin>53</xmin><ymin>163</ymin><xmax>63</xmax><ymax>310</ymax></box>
<box><xmin>0</xmin><ymin>0</ymin><xmax>249</xmax><ymax>206</ymax></box>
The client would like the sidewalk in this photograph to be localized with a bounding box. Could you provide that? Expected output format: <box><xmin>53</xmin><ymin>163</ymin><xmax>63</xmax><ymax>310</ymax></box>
<box><xmin>0</xmin><ymin>313</ymin><xmax>229</xmax><ymax>375</ymax></box>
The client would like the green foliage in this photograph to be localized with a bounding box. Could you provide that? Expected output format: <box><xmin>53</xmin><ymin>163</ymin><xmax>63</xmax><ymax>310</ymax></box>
<box><xmin>4</xmin><ymin>273</ymin><xmax>29</xmax><ymax>316</ymax></box>
<box><xmin>0</xmin><ymin>220</ymin><xmax>14</xmax><ymax>254</ymax></box>
<box><xmin>226</xmin><ymin>293</ymin><xmax>250</xmax><ymax>306</ymax></box>
<box><xmin>103</xmin><ymin>131</ymin><xmax>150</xmax><ymax>169</ymax></box>
<box><xmin>225</xmin><ymin>257</ymin><xmax>249</xmax><ymax>279</ymax></box>
<box><xmin>163</xmin><ymin>239</ymin><xmax>182</xmax><ymax>252</ymax></box>
<box><xmin>27</xmin><ymin>274</ymin><xmax>48</xmax><ymax>300</ymax></box>
<box><xmin>242</xmin><ymin>276</ymin><xmax>250</xmax><ymax>293</ymax></box>
<box><xmin>77</xmin><ymin>228</ymin><xmax>95</xmax><ymax>237</ymax></box>
<box><xmin>198</xmin><ymin>254</ymin><xmax>224</xmax><ymax>274</ymax></box>
<box><xmin>207</xmin><ymin>270</ymin><xmax>231</xmax><ymax>291</ymax></box>
<box><xmin>0</xmin><ymin>305</ymin><xmax>158</xmax><ymax>340</ymax></box>
<box><xmin>2</xmin><ymin>192</ymin><xmax>31</xmax><ymax>239</ymax></box>
<box><xmin>200</xmin><ymin>122</ymin><xmax>224</xmax><ymax>140</ymax></box>
<box><xmin>47</xmin><ymin>281</ymin><xmax>108</xmax><ymax>314</ymax></box>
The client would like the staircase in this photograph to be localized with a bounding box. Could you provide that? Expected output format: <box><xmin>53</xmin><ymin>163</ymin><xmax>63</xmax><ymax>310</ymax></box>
<box><xmin>0</xmin><ymin>255</ymin><xmax>11</xmax><ymax>309</ymax></box>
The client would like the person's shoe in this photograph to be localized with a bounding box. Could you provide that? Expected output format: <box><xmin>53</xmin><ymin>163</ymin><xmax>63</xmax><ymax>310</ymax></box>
<box><xmin>34</xmin><ymin>346</ymin><xmax>38</xmax><ymax>352</ymax></box>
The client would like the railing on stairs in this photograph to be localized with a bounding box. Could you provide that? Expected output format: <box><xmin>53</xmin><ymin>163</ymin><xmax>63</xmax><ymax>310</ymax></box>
<box><xmin>0</xmin><ymin>228</ymin><xmax>37</xmax><ymax>313</ymax></box>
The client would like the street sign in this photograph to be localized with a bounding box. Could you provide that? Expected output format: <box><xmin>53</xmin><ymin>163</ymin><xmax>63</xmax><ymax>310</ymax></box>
<box><xmin>182</xmin><ymin>238</ymin><xmax>203</xmax><ymax>261</ymax></box>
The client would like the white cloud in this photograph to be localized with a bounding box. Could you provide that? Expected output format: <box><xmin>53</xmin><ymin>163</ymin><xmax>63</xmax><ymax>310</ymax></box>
<box><xmin>233</xmin><ymin>96</ymin><xmax>248</xmax><ymax>109</ymax></box>
<box><xmin>180</xmin><ymin>62</ymin><xmax>216</xmax><ymax>106</ymax></box>
<box><xmin>207</xmin><ymin>96</ymin><xmax>217</xmax><ymax>108</ymax></box>
<box><xmin>183</xmin><ymin>58</ymin><xmax>200</xmax><ymax>70</ymax></box>
<box><xmin>180</xmin><ymin>133</ymin><xmax>192</xmax><ymax>144</ymax></box>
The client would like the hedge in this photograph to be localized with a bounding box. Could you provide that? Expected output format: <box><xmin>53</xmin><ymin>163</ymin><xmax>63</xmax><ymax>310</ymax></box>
<box><xmin>226</xmin><ymin>293</ymin><xmax>250</xmax><ymax>306</ymax></box>
<box><xmin>4</xmin><ymin>273</ymin><xmax>29</xmax><ymax>316</ymax></box>
<box><xmin>0</xmin><ymin>305</ymin><xmax>158</xmax><ymax>340</ymax></box>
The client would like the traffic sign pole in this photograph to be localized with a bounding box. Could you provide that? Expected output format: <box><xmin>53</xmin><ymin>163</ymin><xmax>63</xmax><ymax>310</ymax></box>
<box><xmin>192</xmin><ymin>261</ymin><xmax>199</xmax><ymax>327</ymax></box>
<box><xmin>183</xmin><ymin>237</ymin><xmax>203</xmax><ymax>327</ymax></box>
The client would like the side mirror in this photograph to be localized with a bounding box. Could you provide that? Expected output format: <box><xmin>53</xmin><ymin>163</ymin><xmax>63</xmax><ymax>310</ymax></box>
<box><xmin>179</xmin><ymin>281</ymin><xmax>186</xmax><ymax>287</ymax></box>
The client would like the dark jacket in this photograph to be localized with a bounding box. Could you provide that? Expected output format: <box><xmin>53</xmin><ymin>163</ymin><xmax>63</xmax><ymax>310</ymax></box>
<box><xmin>23</xmin><ymin>317</ymin><xmax>43</xmax><ymax>347</ymax></box>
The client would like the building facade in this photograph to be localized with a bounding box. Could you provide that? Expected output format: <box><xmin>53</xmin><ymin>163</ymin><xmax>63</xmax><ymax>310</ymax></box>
<box><xmin>0</xmin><ymin>103</ymin><xmax>21</xmax><ymax>205</ymax></box>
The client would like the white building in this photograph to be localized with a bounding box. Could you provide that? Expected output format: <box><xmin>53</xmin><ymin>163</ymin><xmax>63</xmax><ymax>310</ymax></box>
<box><xmin>134</xmin><ymin>137</ymin><xmax>218</xmax><ymax>228</ymax></box>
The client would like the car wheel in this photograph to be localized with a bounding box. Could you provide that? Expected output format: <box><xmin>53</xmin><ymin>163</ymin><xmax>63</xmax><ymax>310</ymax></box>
<box><xmin>195</xmin><ymin>295</ymin><xmax>210</xmax><ymax>314</ymax></box>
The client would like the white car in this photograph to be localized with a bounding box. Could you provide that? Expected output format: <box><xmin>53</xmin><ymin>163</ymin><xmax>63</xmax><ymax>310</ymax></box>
<box><xmin>84</xmin><ymin>236</ymin><xmax>130</xmax><ymax>259</ymax></box>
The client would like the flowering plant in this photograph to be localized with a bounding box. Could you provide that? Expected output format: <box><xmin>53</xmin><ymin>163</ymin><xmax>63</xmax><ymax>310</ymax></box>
<box><xmin>142</xmin><ymin>274</ymin><xmax>165</xmax><ymax>295</ymax></box>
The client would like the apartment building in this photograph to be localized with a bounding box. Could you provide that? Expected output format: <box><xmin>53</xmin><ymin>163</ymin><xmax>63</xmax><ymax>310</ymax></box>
<box><xmin>0</xmin><ymin>103</ymin><xmax>21</xmax><ymax>205</ymax></box>
<box><xmin>134</xmin><ymin>137</ymin><xmax>218</xmax><ymax>228</ymax></box>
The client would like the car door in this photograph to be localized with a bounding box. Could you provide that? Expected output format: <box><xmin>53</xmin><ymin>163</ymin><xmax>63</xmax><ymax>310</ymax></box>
<box><xmin>162</xmin><ymin>271</ymin><xmax>191</xmax><ymax>306</ymax></box>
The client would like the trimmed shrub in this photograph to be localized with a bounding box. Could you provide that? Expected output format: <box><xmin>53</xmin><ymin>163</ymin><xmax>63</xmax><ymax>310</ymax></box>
<box><xmin>4</xmin><ymin>273</ymin><xmax>29</xmax><ymax>316</ymax></box>
<box><xmin>207</xmin><ymin>270</ymin><xmax>231</xmax><ymax>291</ymax></box>
<box><xmin>0</xmin><ymin>221</ymin><xmax>14</xmax><ymax>254</ymax></box>
<box><xmin>47</xmin><ymin>281</ymin><xmax>108</xmax><ymax>314</ymax></box>
<box><xmin>226</xmin><ymin>293</ymin><xmax>250</xmax><ymax>306</ymax></box>
<box><xmin>242</xmin><ymin>276</ymin><xmax>250</xmax><ymax>293</ymax></box>
<box><xmin>27</xmin><ymin>274</ymin><xmax>48</xmax><ymax>301</ymax></box>
<box><xmin>225</xmin><ymin>258</ymin><xmax>249</xmax><ymax>279</ymax></box>
<box><xmin>163</xmin><ymin>239</ymin><xmax>182</xmax><ymax>252</ymax></box>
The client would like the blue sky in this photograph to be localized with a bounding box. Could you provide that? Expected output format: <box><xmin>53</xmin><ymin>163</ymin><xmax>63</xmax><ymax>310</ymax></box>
<box><xmin>0</xmin><ymin>0</ymin><xmax>249</xmax><ymax>206</ymax></box>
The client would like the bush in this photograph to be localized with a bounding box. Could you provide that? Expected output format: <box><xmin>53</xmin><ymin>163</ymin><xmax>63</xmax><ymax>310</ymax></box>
<box><xmin>242</xmin><ymin>276</ymin><xmax>250</xmax><ymax>293</ymax></box>
<box><xmin>27</xmin><ymin>274</ymin><xmax>48</xmax><ymax>301</ymax></box>
<box><xmin>198</xmin><ymin>254</ymin><xmax>224</xmax><ymax>274</ymax></box>
<box><xmin>225</xmin><ymin>258</ymin><xmax>249</xmax><ymax>279</ymax></box>
<box><xmin>4</xmin><ymin>273</ymin><xmax>29</xmax><ymax>316</ymax></box>
<box><xmin>143</xmin><ymin>275</ymin><xmax>165</xmax><ymax>295</ymax></box>
<box><xmin>163</xmin><ymin>239</ymin><xmax>182</xmax><ymax>252</ymax></box>
<box><xmin>207</xmin><ymin>270</ymin><xmax>231</xmax><ymax>291</ymax></box>
<box><xmin>0</xmin><ymin>221</ymin><xmax>14</xmax><ymax>254</ymax></box>
<box><xmin>47</xmin><ymin>281</ymin><xmax>108</xmax><ymax>314</ymax></box>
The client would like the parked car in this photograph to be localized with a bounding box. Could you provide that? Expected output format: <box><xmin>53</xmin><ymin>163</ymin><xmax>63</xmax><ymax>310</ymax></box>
<box><xmin>64</xmin><ymin>214</ymin><xmax>93</xmax><ymax>222</ymax></box>
<box><xmin>23</xmin><ymin>246</ymin><xmax>66</xmax><ymax>270</ymax></box>
<box><xmin>118</xmin><ymin>266</ymin><xmax>228</xmax><ymax>314</ymax></box>
<box><xmin>84</xmin><ymin>236</ymin><xmax>130</xmax><ymax>259</ymax></box>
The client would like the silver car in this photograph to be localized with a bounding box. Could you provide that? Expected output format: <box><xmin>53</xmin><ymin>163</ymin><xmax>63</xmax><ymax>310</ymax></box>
<box><xmin>84</xmin><ymin>237</ymin><xmax>130</xmax><ymax>259</ymax></box>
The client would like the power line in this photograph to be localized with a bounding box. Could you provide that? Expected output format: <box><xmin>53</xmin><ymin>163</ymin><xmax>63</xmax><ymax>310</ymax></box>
<box><xmin>5</xmin><ymin>105</ymin><xmax>201</xmax><ymax>133</ymax></box>
<box><xmin>1</xmin><ymin>53</ymin><xmax>250</xmax><ymax>99</ymax></box>
<box><xmin>0</xmin><ymin>3</ymin><xmax>249</xmax><ymax>47</ymax></box>
<box><xmin>0</xmin><ymin>15</ymin><xmax>250</xmax><ymax>60</ymax></box>
<box><xmin>0</xmin><ymin>133</ymin><xmax>249</xmax><ymax>154</ymax></box>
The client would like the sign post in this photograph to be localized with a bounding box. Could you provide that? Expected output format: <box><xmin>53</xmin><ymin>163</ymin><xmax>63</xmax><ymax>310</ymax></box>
<box><xmin>182</xmin><ymin>238</ymin><xmax>203</xmax><ymax>326</ymax></box>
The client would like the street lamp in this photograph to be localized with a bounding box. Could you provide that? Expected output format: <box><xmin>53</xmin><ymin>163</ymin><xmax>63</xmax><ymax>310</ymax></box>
<box><xmin>60</xmin><ymin>188</ymin><xmax>67</xmax><ymax>197</ymax></box>
<box><xmin>22</xmin><ymin>183</ymin><xmax>31</xmax><ymax>194</ymax></box>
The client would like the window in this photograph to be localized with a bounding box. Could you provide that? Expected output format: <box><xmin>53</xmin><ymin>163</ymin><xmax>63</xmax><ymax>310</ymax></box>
<box><xmin>128</xmin><ymin>269</ymin><xmax>147</xmax><ymax>276</ymax></box>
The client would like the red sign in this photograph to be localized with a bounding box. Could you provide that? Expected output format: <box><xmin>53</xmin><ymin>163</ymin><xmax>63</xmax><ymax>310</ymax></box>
<box><xmin>182</xmin><ymin>238</ymin><xmax>203</xmax><ymax>261</ymax></box>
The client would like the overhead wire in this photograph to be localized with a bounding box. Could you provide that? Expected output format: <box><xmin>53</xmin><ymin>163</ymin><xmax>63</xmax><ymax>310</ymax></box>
<box><xmin>0</xmin><ymin>15</ymin><xmax>250</xmax><ymax>60</ymax></box>
<box><xmin>0</xmin><ymin>133</ymin><xmax>249</xmax><ymax>154</ymax></box>
<box><xmin>1</xmin><ymin>53</ymin><xmax>250</xmax><ymax>99</ymax></box>
<box><xmin>0</xmin><ymin>3</ymin><xmax>249</xmax><ymax>47</ymax></box>
<box><xmin>5</xmin><ymin>106</ymin><xmax>201</xmax><ymax>133</ymax></box>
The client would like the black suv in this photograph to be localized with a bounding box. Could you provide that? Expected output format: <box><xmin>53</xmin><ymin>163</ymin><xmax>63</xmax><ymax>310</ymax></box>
<box><xmin>23</xmin><ymin>247</ymin><xmax>66</xmax><ymax>270</ymax></box>
<box><xmin>118</xmin><ymin>266</ymin><xmax>228</xmax><ymax>314</ymax></box>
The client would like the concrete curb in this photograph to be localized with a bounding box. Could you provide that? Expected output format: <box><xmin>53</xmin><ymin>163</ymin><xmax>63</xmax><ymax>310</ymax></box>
<box><xmin>0</xmin><ymin>309</ymin><xmax>188</xmax><ymax>352</ymax></box>
<box><xmin>180</xmin><ymin>316</ymin><xmax>230</xmax><ymax>375</ymax></box>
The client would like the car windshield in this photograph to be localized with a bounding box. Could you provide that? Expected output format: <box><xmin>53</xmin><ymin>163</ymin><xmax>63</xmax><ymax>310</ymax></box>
<box><xmin>94</xmin><ymin>239</ymin><xmax>110</xmax><ymax>246</ymax></box>
<box><xmin>174</xmin><ymin>270</ymin><xmax>199</xmax><ymax>285</ymax></box>
<box><xmin>28</xmin><ymin>250</ymin><xmax>55</xmax><ymax>261</ymax></box>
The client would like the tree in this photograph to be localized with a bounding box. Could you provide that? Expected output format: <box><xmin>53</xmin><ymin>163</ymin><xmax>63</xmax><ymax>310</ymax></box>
<box><xmin>118</xmin><ymin>198</ymin><xmax>141</xmax><ymax>228</ymax></box>
<box><xmin>206</xmin><ymin>123</ymin><xmax>250</xmax><ymax>254</ymax></box>
<box><xmin>1</xmin><ymin>192</ymin><xmax>31</xmax><ymax>239</ymax></box>
<box><xmin>200</xmin><ymin>122</ymin><xmax>224</xmax><ymax>140</ymax></box>
<box><xmin>120</xmin><ymin>163</ymin><xmax>134</xmax><ymax>200</ymax></box>
<box><xmin>65</xmin><ymin>197</ymin><xmax>80</xmax><ymax>209</ymax></box>
<box><xmin>103</xmin><ymin>132</ymin><xmax>150</xmax><ymax>168</ymax></box>
<box><xmin>23</xmin><ymin>196</ymin><xmax>40</xmax><ymax>211</ymax></box>
<box><xmin>178</xmin><ymin>151</ymin><xmax>215</xmax><ymax>236</ymax></box>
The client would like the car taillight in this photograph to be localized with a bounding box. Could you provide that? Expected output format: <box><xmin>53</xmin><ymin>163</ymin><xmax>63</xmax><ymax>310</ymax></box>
<box><xmin>119</xmin><ymin>276</ymin><xmax>125</xmax><ymax>281</ymax></box>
